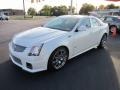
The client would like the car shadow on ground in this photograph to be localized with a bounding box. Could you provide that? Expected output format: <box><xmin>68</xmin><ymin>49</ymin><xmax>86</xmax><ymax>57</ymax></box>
<box><xmin>0</xmin><ymin>48</ymin><xmax>119</xmax><ymax>90</ymax></box>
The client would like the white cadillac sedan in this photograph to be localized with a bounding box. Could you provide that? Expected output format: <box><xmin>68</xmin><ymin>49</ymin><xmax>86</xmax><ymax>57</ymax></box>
<box><xmin>9</xmin><ymin>15</ymin><xmax>109</xmax><ymax>73</ymax></box>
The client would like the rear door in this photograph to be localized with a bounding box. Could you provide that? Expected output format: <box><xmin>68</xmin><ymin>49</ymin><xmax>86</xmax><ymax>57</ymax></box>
<box><xmin>90</xmin><ymin>17</ymin><xmax>102</xmax><ymax>46</ymax></box>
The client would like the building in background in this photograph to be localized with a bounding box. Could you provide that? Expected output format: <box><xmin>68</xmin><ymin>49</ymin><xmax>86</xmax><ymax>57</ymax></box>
<box><xmin>0</xmin><ymin>9</ymin><xmax>24</xmax><ymax>16</ymax></box>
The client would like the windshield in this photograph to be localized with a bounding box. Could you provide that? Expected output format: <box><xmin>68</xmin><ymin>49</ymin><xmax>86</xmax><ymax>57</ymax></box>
<box><xmin>44</xmin><ymin>17</ymin><xmax>79</xmax><ymax>31</ymax></box>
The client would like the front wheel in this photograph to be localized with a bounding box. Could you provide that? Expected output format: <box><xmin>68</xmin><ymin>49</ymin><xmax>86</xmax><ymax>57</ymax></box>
<box><xmin>98</xmin><ymin>35</ymin><xmax>107</xmax><ymax>49</ymax></box>
<box><xmin>5</xmin><ymin>18</ymin><xmax>8</xmax><ymax>20</ymax></box>
<box><xmin>48</xmin><ymin>47</ymin><xmax>69</xmax><ymax>71</ymax></box>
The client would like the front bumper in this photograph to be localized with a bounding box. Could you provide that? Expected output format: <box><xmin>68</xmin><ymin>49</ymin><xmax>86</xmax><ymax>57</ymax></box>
<box><xmin>9</xmin><ymin>42</ymin><xmax>48</xmax><ymax>73</ymax></box>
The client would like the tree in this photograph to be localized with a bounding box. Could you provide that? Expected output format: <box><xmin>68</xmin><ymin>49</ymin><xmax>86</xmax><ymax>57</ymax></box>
<box><xmin>106</xmin><ymin>4</ymin><xmax>119</xmax><ymax>9</ymax></box>
<box><xmin>40</xmin><ymin>5</ymin><xmax>52</xmax><ymax>16</ymax></box>
<box><xmin>68</xmin><ymin>6</ymin><xmax>75</xmax><ymax>14</ymax></box>
<box><xmin>58</xmin><ymin>5</ymin><xmax>68</xmax><ymax>15</ymax></box>
<box><xmin>27</xmin><ymin>7</ymin><xmax>36</xmax><ymax>16</ymax></box>
<box><xmin>51</xmin><ymin>6</ymin><xmax>60</xmax><ymax>16</ymax></box>
<box><xmin>98</xmin><ymin>5</ymin><xmax>105</xmax><ymax>10</ymax></box>
<box><xmin>39</xmin><ymin>5</ymin><xmax>69</xmax><ymax>16</ymax></box>
<box><xmin>79</xmin><ymin>3</ymin><xmax>95</xmax><ymax>15</ymax></box>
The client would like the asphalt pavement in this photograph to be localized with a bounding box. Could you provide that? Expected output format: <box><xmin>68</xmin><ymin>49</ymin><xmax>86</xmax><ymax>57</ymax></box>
<box><xmin>0</xmin><ymin>20</ymin><xmax>120</xmax><ymax>90</ymax></box>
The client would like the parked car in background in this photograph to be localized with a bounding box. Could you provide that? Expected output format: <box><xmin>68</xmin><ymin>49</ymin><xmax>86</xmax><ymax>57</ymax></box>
<box><xmin>103</xmin><ymin>16</ymin><xmax>120</xmax><ymax>32</ymax></box>
<box><xmin>9</xmin><ymin>15</ymin><xmax>109</xmax><ymax>73</ymax></box>
<box><xmin>0</xmin><ymin>14</ymin><xmax>9</xmax><ymax>20</ymax></box>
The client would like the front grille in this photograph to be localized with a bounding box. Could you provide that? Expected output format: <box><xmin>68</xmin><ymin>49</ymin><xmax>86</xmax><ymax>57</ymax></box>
<box><xmin>12</xmin><ymin>55</ymin><xmax>22</xmax><ymax>65</ymax></box>
<box><xmin>12</xmin><ymin>43</ymin><xmax>26</xmax><ymax>52</ymax></box>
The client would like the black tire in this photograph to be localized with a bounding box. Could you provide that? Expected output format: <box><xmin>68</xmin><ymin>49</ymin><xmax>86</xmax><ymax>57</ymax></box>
<box><xmin>98</xmin><ymin>34</ymin><xmax>107</xmax><ymax>49</ymax></box>
<box><xmin>0</xmin><ymin>18</ymin><xmax>3</xmax><ymax>20</ymax></box>
<box><xmin>6</xmin><ymin>18</ymin><xmax>8</xmax><ymax>20</ymax></box>
<box><xmin>48</xmin><ymin>47</ymin><xmax>69</xmax><ymax>71</ymax></box>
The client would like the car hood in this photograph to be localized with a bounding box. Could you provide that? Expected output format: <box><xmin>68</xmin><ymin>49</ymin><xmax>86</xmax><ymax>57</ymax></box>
<box><xmin>13</xmin><ymin>27</ymin><xmax>67</xmax><ymax>47</ymax></box>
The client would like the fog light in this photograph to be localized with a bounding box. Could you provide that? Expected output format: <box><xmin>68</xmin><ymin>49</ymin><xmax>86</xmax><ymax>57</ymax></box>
<box><xmin>26</xmin><ymin>63</ymin><xmax>32</xmax><ymax>69</ymax></box>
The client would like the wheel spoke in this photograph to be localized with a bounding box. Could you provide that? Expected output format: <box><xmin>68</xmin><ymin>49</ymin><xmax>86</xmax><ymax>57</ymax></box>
<box><xmin>52</xmin><ymin>48</ymin><xmax>68</xmax><ymax>69</ymax></box>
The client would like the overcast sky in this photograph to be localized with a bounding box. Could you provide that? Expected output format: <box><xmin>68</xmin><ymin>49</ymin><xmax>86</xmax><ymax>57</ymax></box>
<box><xmin>0</xmin><ymin>0</ymin><xmax>120</xmax><ymax>12</ymax></box>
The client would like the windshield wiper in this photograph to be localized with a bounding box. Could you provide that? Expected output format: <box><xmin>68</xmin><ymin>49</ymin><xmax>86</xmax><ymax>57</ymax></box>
<box><xmin>47</xmin><ymin>27</ymin><xmax>67</xmax><ymax>31</ymax></box>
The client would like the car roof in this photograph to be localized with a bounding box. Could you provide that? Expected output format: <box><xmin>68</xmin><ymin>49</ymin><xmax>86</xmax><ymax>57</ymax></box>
<box><xmin>105</xmin><ymin>15</ymin><xmax>120</xmax><ymax>18</ymax></box>
<box><xmin>59</xmin><ymin>15</ymin><xmax>90</xmax><ymax>18</ymax></box>
<box><xmin>57</xmin><ymin>15</ymin><xmax>101</xmax><ymax>21</ymax></box>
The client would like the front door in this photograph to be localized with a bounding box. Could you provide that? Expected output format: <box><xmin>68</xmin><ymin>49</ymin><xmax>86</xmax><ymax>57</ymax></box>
<box><xmin>72</xmin><ymin>18</ymin><xmax>92</xmax><ymax>56</ymax></box>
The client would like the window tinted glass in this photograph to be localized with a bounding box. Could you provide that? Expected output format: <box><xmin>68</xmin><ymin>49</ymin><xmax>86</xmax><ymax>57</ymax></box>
<box><xmin>91</xmin><ymin>18</ymin><xmax>101</xmax><ymax>27</ymax></box>
<box><xmin>113</xmin><ymin>17</ymin><xmax>120</xmax><ymax>22</ymax></box>
<box><xmin>105</xmin><ymin>17</ymin><xmax>113</xmax><ymax>22</ymax></box>
<box><xmin>44</xmin><ymin>17</ymin><xmax>79</xmax><ymax>31</ymax></box>
<box><xmin>79</xmin><ymin>18</ymin><xmax>91</xmax><ymax>28</ymax></box>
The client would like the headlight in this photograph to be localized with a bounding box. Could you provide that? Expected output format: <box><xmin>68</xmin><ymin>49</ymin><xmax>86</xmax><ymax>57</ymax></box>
<box><xmin>28</xmin><ymin>44</ymin><xmax>44</xmax><ymax>56</ymax></box>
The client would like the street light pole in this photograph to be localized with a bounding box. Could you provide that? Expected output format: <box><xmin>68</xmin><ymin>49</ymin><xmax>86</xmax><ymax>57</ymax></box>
<box><xmin>23</xmin><ymin>0</ymin><xmax>25</xmax><ymax>18</ymax></box>
<box><xmin>76</xmin><ymin>0</ymin><xmax>78</xmax><ymax>14</ymax></box>
<box><xmin>70</xmin><ymin>0</ymin><xmax>73</xmax><ymax>15</ymax></box>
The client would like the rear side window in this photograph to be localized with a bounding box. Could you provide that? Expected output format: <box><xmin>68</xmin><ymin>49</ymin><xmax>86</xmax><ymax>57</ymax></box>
<box><xmin>113</xmin><ymin>17</ymin><xmax>120</xmax><ymax>22</ymax></box>
<box><xmin>104</xmin><ymin>17</ymin><xmax>113</xmax><ymax>22</ymax></box>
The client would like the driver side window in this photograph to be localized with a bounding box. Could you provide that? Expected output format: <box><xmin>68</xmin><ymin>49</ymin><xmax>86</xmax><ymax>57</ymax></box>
<box><xmin>91</xmin><ymin>18</ymin><xmax>101</xmax><ymax>27</ymax></box>
<box><xmin>79</xmin><ymin>18</ymin><xmax>91</xmax><ymax>28</ymax></box>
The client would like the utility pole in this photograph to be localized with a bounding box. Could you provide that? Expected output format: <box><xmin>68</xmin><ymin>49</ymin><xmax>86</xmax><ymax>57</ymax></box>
<box><xmin>76</xmin><ymin>0</ymin><xmax>77</xmax><ymax>14</ymax></box>
<box><xmin>23</xmin><ymin>0</ymin><xmax>25</xmax><ymax>18</ymax></box>
<box><xmin>70</xmin><ymin>0</ymin><xmax>73</xmax><ymax>15</ymax></box>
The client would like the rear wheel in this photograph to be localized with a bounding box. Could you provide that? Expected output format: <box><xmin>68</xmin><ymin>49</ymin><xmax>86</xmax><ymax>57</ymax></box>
<box><xmin>98</xmin><ymin>34</ymin><xmax>107</xmax><ymax>49</ymax></box>
<box><xmin>48</xmin><ymin>47</ymin><xmax>69</xmax><ymax>71</ymax></box>
<box><xmin>0</xmin><ymin>18</ymin><xmax>3</xmax><ymax>20</ymax></box>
